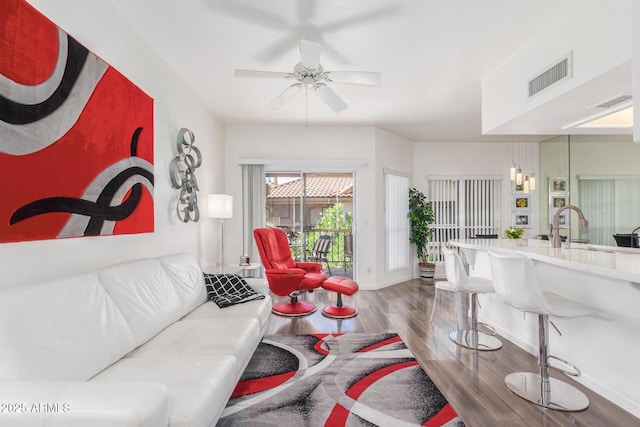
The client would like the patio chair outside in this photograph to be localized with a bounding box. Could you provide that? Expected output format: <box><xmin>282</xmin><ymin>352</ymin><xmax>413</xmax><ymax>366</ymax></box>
<box><xmin>308</xmin><ymin>235</ymin><xmax>332</xmax><ymax>275</ymax></box>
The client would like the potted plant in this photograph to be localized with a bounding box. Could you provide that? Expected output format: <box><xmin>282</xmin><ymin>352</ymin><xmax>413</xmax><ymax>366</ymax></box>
<box><xmin>408</xmin><ymin>187</ymin><xmax>436</xmax><ymax>280</ymax></box>
<box><xmin>504</xmin><ymin>226</ymin><xmax>525</xmax><ymax>239</ymax></box>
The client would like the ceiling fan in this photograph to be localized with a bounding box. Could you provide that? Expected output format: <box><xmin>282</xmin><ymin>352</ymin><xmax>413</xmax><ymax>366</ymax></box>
<box><xmin>235</xmin><ymin>39</ymin><xmax>381</xmax><ymax>112</ymax></box>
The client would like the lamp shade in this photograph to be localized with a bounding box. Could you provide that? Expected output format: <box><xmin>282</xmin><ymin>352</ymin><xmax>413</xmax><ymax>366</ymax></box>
<box><xmin>208</xmin><ymin>194</ymin><xmax>233</xmax><ymax>218</ymax></box>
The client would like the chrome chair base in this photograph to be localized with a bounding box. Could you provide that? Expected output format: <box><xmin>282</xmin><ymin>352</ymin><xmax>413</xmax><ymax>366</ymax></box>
<box><xmin>505</xmin><ymin>372</ymin><xmax>589</xmax><ymax>412</ymax></box>
<box><xmin>449</xmin><ymin>330</ymin><xmax>502</xmax><ymax>351</ymax></box>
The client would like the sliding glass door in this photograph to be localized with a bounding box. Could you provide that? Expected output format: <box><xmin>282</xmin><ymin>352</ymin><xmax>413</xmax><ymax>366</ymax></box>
<box><xmin>265</xmin><ymin>171</ymin><xmax>354</xmax><ymax>278</ymax></box>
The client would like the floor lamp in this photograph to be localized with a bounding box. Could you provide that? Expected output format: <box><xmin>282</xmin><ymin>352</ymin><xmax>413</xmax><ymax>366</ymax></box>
<box><xmin>208</xmin><ymin>194</ymin><xmax>233</xmax><ymax>273</ymax></box>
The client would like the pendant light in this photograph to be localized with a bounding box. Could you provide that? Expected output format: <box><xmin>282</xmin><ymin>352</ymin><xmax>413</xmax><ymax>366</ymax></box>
<box><xmin>530</xmin><ymin>172</ymin><xmax>536</xmax><ymax>191</ymax></box>
<box><xmin>529</xmin><ymin>140</ymin><xmax>536</xmax><ymax>191</ymax></box>
<box><xmin>515</xmin><ymin>140</ymin><xmax>523</xmax><ymax>184</ymax></box>
<box><xmin>510</xmin><ymin>139</ymin><xmax>516</xmax><ymax>181</ymax></box>
<box><xmin>522</xmin><ymin>138</ymin><xmax>529</xmax><ymax>193</ymax></box>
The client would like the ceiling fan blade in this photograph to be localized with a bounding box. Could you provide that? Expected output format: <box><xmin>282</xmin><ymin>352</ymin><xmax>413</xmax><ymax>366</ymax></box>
<box><xmin>324</xmin><ymin>71</ymin><xmax>381</xmax><ymax>86</ymax></box>
<box><xmin>235</xmin><ymin>69</ymin><xmax>294</xmax><ymax>79</ymax></box>
<box><xmin>314</xmin><ymin>83</ymin><xmax>347</xmax><ymax>112</ymax></box>
<box><xmin>300</xmin><ymin>39</ymin><xmax>322</xmax><ymax>70</ymax></box>
<box><xmin>268</xmin><ymin>83</ymin><xmax>302</xmax><ymax>109</ymax></box>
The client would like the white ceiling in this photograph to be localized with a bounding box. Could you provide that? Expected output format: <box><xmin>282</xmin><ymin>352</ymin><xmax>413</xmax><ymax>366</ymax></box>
<box><xmin>109</xmin><ymin>0</ymin><xmax>590</xmax><ymax>142</ymax></box>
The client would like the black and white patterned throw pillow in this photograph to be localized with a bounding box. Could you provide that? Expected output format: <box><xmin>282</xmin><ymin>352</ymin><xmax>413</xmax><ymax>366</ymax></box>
<box><xmin>203</xmin><ymin>273</ymin><xmax>265</xmax><ymax>308</ymax></box>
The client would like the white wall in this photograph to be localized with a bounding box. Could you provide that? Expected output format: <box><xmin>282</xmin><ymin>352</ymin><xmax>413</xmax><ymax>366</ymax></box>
<box><xmin>0</xmin><ymin>1</ymin><xmax>224</xmax><ymax>288</ymax></box>
<box><xmin>413</xmin><ymin>141</ymin><xmax>540</xmax><ymax>239</ymax></box>
<box><xmin>373</xmin><ymin>128</ymin><xmax>415</xmax><ymax>287</ymax></box>
<box><xmin>633</xmin><ymin>0</ymin><xmax>640</xmax><ymax>143</ymax></box>
<box><xmin>224</xmin><ymin>126</ymin><xmax>415</xmax><ymax>290</ymax></box>
<box><xmin>482</xmin><ymin>0</ymin><xmax>632</xmax><ymax>134</ymax></box>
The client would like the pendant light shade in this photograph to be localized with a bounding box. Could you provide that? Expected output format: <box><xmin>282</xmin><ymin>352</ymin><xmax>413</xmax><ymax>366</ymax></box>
<box><xmin>530</xmin><ymin>173</ymin><xmax>536</xmax><ymax>191</ymax></box>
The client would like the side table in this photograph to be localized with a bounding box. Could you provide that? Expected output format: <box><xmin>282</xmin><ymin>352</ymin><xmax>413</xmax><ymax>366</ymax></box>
<box><xmin>225</xmin><ymin>262</ymin><xmax>262</xmax><ymax>278</ymax></box>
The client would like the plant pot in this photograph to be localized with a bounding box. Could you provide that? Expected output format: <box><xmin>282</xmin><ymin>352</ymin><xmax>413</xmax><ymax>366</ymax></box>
<box><xmin>419</xmin><ymin>263</ymin><xmax>435</xmax><ymax>280</ymax></box>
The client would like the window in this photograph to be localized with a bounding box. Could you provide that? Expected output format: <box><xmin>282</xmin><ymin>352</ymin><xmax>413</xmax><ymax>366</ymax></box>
<box><xmin>426</xmin><ymin>176</ymin><xmax>502</xmax><ymax>259</ymax></box>
<box><xmin>384</xmin><ymin>170</ymin><xmax>410</xmax><ymax>271</ymax></box>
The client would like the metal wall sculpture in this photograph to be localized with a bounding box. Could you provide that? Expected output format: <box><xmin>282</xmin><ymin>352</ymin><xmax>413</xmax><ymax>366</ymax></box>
<box><xmin>170</xmin><ymin>128</ymin><xmax>201</xmax><ymax>222</ymax></box>
<box><xmin>0</xmin><ymin>0</ymin><xmax>154</xmax><ymax>243</ymax></box>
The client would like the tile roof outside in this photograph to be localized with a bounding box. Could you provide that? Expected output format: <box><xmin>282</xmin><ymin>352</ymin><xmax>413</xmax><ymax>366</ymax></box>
<box><xmin>267</xmin><ymin>176</ymin><xmax>353</xmax><ymax>199</ymax></box>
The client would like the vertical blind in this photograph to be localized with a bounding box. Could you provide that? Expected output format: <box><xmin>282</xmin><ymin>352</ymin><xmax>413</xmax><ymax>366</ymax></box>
<box><xmin>426</xmin><ymin>176</ymin><xmax>502</xmax><ymax>259</ymax></box>
<box><xmin>242</xmin><ymin>164</ymin><xmax>266</xmax><ymax>262</ymax></box>
<box><xmin>384</xmin><ymin>170</ymin><xmax>410</xmax><ymax>271</ymax></box>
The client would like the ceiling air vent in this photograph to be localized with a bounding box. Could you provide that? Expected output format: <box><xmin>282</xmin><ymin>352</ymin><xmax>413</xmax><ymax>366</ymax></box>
<box><xmin>592</xmin><ymin>94</ymin><xmax>632</xmax><ymax>109</ymax></box>
<box><xmin>528</xmin><ymin>52</ymin><xmax>572</xmax><ymax>98</ymax></box>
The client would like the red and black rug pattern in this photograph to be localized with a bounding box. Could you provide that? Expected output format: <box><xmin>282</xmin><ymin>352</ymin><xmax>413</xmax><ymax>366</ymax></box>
<box><xmin>218</xmin><ymin>333</ymin><xmax>464</xmax><ymax>426</ymax></box>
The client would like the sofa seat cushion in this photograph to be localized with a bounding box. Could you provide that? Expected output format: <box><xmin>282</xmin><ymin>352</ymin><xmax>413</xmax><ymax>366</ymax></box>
<box><xmin>126</xmin><ymin>319</ymin><xmax>261</xmax><ymax>368</ymax></box>
<box><xmin>91</xmin><ymin>354</ymin><xmax>237</xmax><ymax>427</ymax></box>
<box><xmin>184</xmin><ymin>297</ymin><xmax>271</xmax><ymax>332</ymax></box>
<box><xmin>0</xmin><ymin>274</ymin><xmax>136</xmax><ymax>381</ymax></box>
<box><xmin>0</xmin><ymin>380</ymin><xmax>168</xmax><ymax>427</ymax></box>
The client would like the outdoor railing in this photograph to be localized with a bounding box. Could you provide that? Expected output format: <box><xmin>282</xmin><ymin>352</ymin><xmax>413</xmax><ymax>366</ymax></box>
<box><xmin>286</xmin><ymin>228</ymin><xmax>353</xmax><ymax>277</ymax></box>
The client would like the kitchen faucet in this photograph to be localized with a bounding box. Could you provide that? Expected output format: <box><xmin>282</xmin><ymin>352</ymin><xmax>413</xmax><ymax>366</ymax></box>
<box><xmin>548</xmin><ymin>205</ymin><xmax>588</xmax><ymax>249</ymax></box>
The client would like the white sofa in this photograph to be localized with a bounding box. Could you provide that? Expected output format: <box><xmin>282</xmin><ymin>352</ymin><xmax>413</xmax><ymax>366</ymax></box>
<box><xmin>0</xmin><ymin>253</ymin><xmax>271</xmax><ymax>427</ymax></box>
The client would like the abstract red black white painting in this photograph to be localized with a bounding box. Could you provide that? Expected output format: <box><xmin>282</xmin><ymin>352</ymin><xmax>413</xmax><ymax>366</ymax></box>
<box><xmin>0</xmin><ymin>0</ymin><xmax>154</xmax><ymax>243</ymax></box>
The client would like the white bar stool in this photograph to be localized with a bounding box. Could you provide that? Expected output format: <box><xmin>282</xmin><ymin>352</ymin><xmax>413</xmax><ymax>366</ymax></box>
<box><xmin>488</xmin><ymin>250</ymin><xmax>604</xmax><ymax>412</ymax></box>
<box><xmin>430</xmin><ymin>247</ymin><xmax>502</xmax><ymax>351</ymax></box>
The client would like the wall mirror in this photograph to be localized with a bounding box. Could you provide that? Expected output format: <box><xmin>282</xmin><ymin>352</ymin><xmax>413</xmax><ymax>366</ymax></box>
<box><xmin>539</xmin><ymin>135</ymin><xmax>640</xmax><ymax>246</ymax></box>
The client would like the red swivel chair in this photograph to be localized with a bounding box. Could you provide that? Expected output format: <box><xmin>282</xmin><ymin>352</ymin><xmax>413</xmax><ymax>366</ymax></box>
<box><xmin>254</xmin><ymin>228</ymin><xmax>327</xmax><ymax>316</ymax></box>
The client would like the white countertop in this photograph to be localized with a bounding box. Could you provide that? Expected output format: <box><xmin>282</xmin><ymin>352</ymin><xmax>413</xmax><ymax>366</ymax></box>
<box><xmin>449</xmin><ymin>239</ymin><xmax>640</xmax><ymax>284</ymax></box>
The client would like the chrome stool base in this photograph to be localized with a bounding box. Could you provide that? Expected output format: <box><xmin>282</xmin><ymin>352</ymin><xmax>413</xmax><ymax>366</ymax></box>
<box><xmin>505</xmin><ymin>372</ymin><xmax>589</xmax><ymax>412</ymax></box>
<box><xmin>449</xmin><ymin>330</ymin><xmax>502</xmax><ymax>351</ymax></box>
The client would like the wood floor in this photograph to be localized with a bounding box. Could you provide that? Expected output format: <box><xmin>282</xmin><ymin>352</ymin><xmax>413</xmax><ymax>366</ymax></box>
<box><xmin>264</xmin><ymin>279</ymin><xmax>639</xmax><ymax>427</ymax></box>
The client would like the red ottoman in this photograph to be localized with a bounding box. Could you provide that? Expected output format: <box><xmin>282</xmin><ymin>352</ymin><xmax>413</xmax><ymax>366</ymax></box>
<box><xmin>321</xmin><ymin>276</ymin><xmax>359</xmax><ymax>319</ymax></box>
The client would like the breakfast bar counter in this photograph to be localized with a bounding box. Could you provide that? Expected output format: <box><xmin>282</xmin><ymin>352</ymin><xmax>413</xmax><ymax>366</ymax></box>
<box><xmin>450</xmin><ymin>238</ymin><xmax>640</xmax><ymax>284</ymax></box>
<box><xmin>448</xmin><ymin>238</ymin><xmax>640</xmax><ymax>417</ymax></box>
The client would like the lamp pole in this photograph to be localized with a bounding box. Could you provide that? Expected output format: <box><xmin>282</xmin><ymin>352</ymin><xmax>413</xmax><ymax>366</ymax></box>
<box><xmin>208</xmin><ymin>194</ymin><xmax>233</xmax><ymax>274</ymax></box>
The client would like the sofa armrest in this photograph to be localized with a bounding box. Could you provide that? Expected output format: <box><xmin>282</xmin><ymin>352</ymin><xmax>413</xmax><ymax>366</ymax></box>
<box><xmin>0</xmin><ymin>381</ymin><xmax>168</xmax><ymax>427</ymax></box>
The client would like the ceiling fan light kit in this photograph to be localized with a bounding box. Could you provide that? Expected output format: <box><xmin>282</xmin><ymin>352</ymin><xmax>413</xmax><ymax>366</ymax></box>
<box><xmin>235</xmin><ymin>39</ymin><xmax>381</xmax><ymax>113</ymax></box>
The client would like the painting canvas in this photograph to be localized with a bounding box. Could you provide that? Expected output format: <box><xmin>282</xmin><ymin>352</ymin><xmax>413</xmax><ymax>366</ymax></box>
<box><xmin>513</xmin><ymin>213</ymin><xmax>532</xmax><ymax>228</ymax></box>
<box><xmin>515</xmin><ymin>195</ymin><xmax>531</xmax><ymax>211</ymax></box>
<box><xmin>550</xmin><ymin>196</ymin><xmax>567</xmax><ymax>209</ymax></box>
<box><xmin>0</xmin><ymin>0</ymin><xmax>154</xmax><ymax>243</ymax></box>
<box><xmin>549</xmin><ymin>177</ymin><xmax>568</xmax><ymax>194</ymax></box>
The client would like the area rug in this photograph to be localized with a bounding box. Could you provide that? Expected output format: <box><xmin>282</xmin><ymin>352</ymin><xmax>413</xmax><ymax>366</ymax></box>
<box><xmin>217</xmin><ymin>333</ymin><xmax>464</xmax><ymax>426</ymax></box>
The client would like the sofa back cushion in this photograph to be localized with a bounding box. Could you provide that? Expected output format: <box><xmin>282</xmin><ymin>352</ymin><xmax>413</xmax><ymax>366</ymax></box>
<box><xmin>0</xmin><ymin>274</ymin><xmax>136</xmax><ymax>381</ymax></box>
<box><xmin>98</xmin><ymin>258</ymin><xmax>182</xmax><ymax>346</ymax></box>
<box><xmin>157</xmin><ymin>252</ymin><xmax>207</xmax><ymax>317</ymax></box>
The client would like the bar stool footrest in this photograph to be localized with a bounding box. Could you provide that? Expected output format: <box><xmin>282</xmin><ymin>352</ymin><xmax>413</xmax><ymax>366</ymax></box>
<box><xmin>549</xmin><ymin>355</ymin><xmax>582</xmax><ymax>377</ymax></box>
<box><xmin>477</xmin><ymin>321</ymin><xmax>498</xmax><ymax>336</ymax></box>
<box><xmin>449</xmin><ymin>330</ymin><xmax>502</xmax><ymax>351</ymax></box>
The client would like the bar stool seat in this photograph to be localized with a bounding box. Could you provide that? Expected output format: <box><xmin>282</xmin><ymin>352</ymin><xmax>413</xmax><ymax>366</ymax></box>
<box><xmin>431</xmin><ymin>248</ymin><xmax>502</xmax><ymax>351</ymax></box>
<box><xmin>488</xmin><ymin>250</ymin><xmax>606</xmax><ymax>412</ymax></box>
